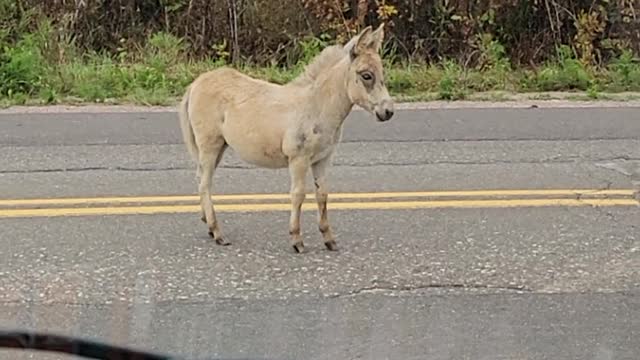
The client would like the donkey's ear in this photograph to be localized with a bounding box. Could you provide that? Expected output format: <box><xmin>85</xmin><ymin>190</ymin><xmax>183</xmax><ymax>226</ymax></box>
<box><xmin>350</xmin><ymin>26</ymin><xmax>373</xmax><ymax>60</ymax></box>
<box><xmin>344</xmin><ymin>33</ymin><xmax>361</xmax><ymax>58</ymax></box>
<box><xmin>369</xmin><ymin>23</ymin><xmax>385</xmax><ymax>52</ymax></box>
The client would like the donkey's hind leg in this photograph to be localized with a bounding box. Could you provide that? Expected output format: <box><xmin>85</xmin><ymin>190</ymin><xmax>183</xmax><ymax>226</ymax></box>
<box><xmin>199</xmin><ymin>145</ymin><xmax>227</xmax><ymax>224</ymax></box>
<box><xmin>198</xmin><ymin>140</ymin><xmax>229</xmax><ymax>245</ymax></box>
<box><xmin>197</xmin><ymin>164</ymin><xmax>206</xmax><ymax>223</ymax></box>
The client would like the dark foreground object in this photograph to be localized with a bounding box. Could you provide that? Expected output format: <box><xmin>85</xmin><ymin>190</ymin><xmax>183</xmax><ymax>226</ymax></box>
<box><xmin>0</xmin><ymin>330</ymin><xmax>178</xmax><ymax>360</ymax></box>
<box><xmin>0</xmin><ymin>330</ymin><xmax>269</xmax><ymax>360</ymax></box>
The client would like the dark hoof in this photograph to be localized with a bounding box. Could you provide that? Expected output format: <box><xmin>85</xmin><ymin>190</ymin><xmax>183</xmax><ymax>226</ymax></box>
<box><xmin>208</xmin><ymin>230</ymin><xmax>229</xmax><ymax>245</ymax></box>
<box><xmin>325</xmin><ymin>240</ymin><xmax>338</xmax><ymax>251</ymax></box>
<box><xmin>292</xmin><ymin>242</ymin><xmax>305</xmax><ymax>253</ymax></box>
<box><xmin>201</xmin><ymin>215</ymin><xmax>207</xmax><ymax>223</ymax></box>
<box><xmin>215</xmin><ymin>238</ymin><xmax>231</xmax><ymax>246</ymax></box>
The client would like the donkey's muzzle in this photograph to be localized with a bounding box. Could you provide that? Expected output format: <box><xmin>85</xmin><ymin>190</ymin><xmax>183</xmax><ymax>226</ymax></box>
<box><xmin>376</xmin><ymin>109</ymin><xmax>394</xmax><ymax>122</ymax></box>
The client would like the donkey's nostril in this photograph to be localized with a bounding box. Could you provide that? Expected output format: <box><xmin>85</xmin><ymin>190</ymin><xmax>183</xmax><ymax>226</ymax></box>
<box><xmin>385</xmin><ymin>109</ymin><xmax>394</xmax><ymax>120</ymax></box>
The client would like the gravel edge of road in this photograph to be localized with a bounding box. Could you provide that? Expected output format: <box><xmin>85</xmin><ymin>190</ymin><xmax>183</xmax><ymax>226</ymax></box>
<box><xmin>2</xmin><ymin>99</ymin><xmax>640</xmax><ymax>115</ymax></box>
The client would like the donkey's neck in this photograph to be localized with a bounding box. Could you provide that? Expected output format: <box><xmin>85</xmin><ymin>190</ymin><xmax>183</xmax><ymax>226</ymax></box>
<box><xmin>308</xmin><ymin>57</ymin><xmax>354</xmax><ymax>130</ymax></box>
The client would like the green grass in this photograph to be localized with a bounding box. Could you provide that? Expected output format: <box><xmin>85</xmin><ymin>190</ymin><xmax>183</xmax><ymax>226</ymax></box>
<box><xmin>1</xmin><ymin>31</ymin><xmax>640</xmax><ymax>107</ymax></box>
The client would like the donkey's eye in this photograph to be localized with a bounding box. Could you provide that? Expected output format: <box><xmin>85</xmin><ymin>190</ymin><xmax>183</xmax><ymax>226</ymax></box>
<box><xmin>360</xmin><ymin>72</ymin><xmax>373</xmax><ymax>81</ymax></box>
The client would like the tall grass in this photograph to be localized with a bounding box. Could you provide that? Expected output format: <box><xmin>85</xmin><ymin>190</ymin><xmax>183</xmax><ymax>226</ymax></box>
<box><xmin>1</xmin><ymin>21</ymin><xmax>639</xmax><ymax>106</ymax></box>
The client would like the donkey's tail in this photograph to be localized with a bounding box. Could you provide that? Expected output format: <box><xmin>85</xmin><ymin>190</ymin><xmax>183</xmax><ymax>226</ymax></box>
<box><xmin>178</xmin><ymin>86</ymin><xmax>199</xmax><ymax>163</ymax></box>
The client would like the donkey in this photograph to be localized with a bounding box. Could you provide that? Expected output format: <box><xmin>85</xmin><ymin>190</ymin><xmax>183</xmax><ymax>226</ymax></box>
<box><xmin>178</xmin><ymin>24</ymin><xmax>394</xmax><ymax>253</ymax></box>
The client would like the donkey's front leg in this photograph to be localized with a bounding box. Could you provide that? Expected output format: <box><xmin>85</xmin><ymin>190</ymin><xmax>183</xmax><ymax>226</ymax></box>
<box><xmin>288</xmin><ymin>157</ymin><xmax>309</xmax><ymax>253</ymax></box>
<box><xmin>311</xmin><ymin>157</ymin><xmax>337</xmax><ymax>251</ymax></box>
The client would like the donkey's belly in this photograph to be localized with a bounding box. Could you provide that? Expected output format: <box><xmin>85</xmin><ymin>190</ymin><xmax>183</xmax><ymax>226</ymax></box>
<box><xmin>224</xmin><ymin>136</ymin><xmax>289</xmax><ymax>169</ymax></box>
<box><xmin>221</xmin><ymin>110</ymin><xmax>290</xmax><ymax>169</ymax></box>
<box><xmin>236</xmin><ymin>147</ymin><xmax>288</xmax><ymax>168</ymax></box>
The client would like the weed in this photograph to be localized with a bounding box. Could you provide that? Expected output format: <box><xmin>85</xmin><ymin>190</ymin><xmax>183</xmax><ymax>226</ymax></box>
<box><xmin>526</xmin><ymin>45</ymin><xmax>594</xmax><ymax>91</ymax></box>
<box><xmin>142</xmin><ymin>32</ymin><xmax>187</xmax><ymax>71</ymax></box>
<box><xmin>605</xmin><ymin>49</ymin><xmax>640</xmax><ymax>91</ymax></box>
<box><xmin>438</xmin><ymin>60</ymin><xmax>466</xmax><ymax>100</ymax></box>
<box><xmin>387</xmin><ymin>65</ymin><xmax>415</xmax><ymax>93</ymax></box>
<box><xmin>472</xmin><ymin>33</ymin><xmax>512</xmax><ymax>91</ymax></box>
<box><xmin>39</xmin><ymin>86</ymin><xmax>58</xmax><ymax>104</ymax></box>
<box><xmin>587</xmin><ymin>80</ymin><xmax>600</xmax><ymax>99</ymax></box>
<box><xmin>0</xmin><ymin>34</ymin><xmax>47</xmax><ymax>97</ymax></box>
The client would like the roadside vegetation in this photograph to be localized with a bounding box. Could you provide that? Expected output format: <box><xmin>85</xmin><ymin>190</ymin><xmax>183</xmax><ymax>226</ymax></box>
<box><xmin>1</xmin><ymin>0</ymin><xmax>639</xmax><ymax>107</ymax></box>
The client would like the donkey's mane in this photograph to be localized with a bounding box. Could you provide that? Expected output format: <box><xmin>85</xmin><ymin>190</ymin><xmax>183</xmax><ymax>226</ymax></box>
<box><xmin>287</xmin><ymin>34</ymin><xmax>360</xmax><ymax>87</ymax></box>
<box><xmin>287</xmin><ymin>45</ymin><xmax>347</xmax><ymax>87</ymax></box>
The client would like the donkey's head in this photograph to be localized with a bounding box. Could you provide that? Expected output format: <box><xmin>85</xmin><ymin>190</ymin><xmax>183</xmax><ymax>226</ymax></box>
<box><xmin>345</xmin><ymin>24</ymin><xmax>394</xmax><ymax>122</ymax></box>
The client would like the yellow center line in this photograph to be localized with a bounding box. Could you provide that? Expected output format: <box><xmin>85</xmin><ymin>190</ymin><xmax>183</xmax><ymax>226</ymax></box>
<box><xmin>0</xmin><ymin>189</ymin><xmax>635</xmax><ymax>207</ymax></box>
<box><xmin>0</xmin><ymin>198</ymin><xmax>637</xmax><ymax>219</ymax></box>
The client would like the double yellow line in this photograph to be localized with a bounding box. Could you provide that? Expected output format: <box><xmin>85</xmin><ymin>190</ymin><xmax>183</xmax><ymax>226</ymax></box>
<box><xmin>0</xmin><ymin>188</ymin><xmax>637</xmax><ymax>219</ymax></box>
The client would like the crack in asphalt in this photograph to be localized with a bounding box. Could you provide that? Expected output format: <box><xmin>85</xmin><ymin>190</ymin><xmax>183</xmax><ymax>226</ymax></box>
<box><xmin>4</xmin><ymin>157</ymin><xmax>640</xmax><ymax>174</ymax></box>
<box><xmin>0</xmin><ymin>286</ymin><xmax>531</xmax><ymax>307</ymax></box>
<box><xmin>2</xmin><ymin>137</ymin><xmax>640</xmax><ymax>148</ymax></box>
<box><xmin>2</xmin><ymin>288</ymin><xmax>639</xmax><ymax>307</ymax></box>
<box><xmin>573</xmin><ymin>182</ymin><xmax>621</xmax><ymax>200</ymax></box>
<box><xmin>328</xmin><ymin>283</ymin><xmax>531</xmax><ymax>298</ymax></box>
<box><xmin>340</xmin><ymin>137</ymin><xmax>640</xmax><ymax>144</ymax></box>
<box><xmin>337</xmin><ymin>157</ymin><xmax>640</xmax><ymax>167</ymax></box>
<box><xmin>0</xmin><ymin>166</ymin><xmax>244</xmax><ymax>174</ymax></box>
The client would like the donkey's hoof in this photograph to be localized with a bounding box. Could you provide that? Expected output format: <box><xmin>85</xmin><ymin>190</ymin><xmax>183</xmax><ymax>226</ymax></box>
<box><xmin>292</xmin><ymin>242</ymin><xmax>305</xmax><ymax>253</ymax></box>
<box><xmin>201</xmin><ymin>215</ymin><xmax>207</xmax><ymax>223</ymax></box>
<box><xmin>215</xmin><ymin>238</ymin><xmax>231</xmax><ymax>246</ymax></box>
<box><xmin>325</xmin><ymin>240</ymin><xmax>338</xmax><ymax>251</ymax></box>
<box><xmin>208</xmin><ymin>231</ymin><xmax>229</xmax><ymax>245</ymax></box>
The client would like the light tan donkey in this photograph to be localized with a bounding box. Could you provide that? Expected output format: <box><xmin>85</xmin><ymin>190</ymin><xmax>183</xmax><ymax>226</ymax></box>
<box><xmin>178</xmin><ymin>24</ymin><xmax>395</xmax><ymax>253</ymax></box>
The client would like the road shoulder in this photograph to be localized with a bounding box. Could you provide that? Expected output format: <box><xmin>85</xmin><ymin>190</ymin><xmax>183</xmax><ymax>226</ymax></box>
<box><xmin>2</xmin><ymin>98</ymin><xmax>640</xmax><ymax>115</ymax></box>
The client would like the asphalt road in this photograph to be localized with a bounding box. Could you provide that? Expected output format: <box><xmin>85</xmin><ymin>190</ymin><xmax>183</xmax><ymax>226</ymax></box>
<box><xmin>0</xmin><ymin>105</ymin><xmax>639</xmax><ymax>360</ymax></box>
